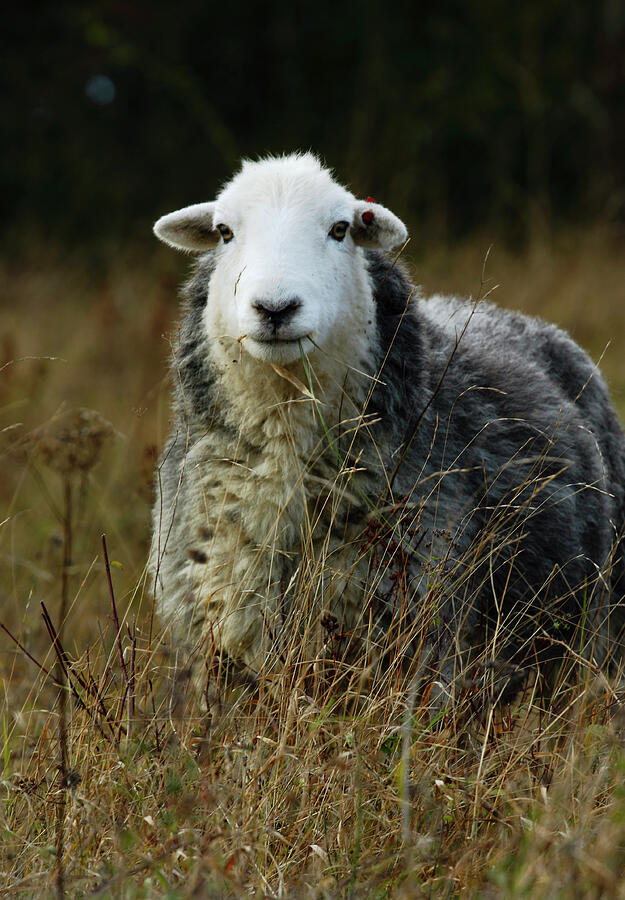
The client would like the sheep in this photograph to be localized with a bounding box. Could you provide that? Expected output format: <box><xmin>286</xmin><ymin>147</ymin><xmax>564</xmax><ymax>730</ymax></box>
<box><xmin>150</xmin><ymin>152</ymin><xmax>625</xmax><ymax>701</ymax></box>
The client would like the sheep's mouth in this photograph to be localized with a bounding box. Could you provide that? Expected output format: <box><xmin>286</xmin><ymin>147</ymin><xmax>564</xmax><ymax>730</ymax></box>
<box><xmin>249</xmin><ymin>334</ymin><xmax>309</xmax><ymax>346</ymax></box>
<box><xmin>243</xmin><ymin>334</ymin><xmax>313</xmax><ymax>361</ymax></box>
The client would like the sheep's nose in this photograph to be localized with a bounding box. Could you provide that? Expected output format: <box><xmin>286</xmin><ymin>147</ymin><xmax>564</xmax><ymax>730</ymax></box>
<box><xmin>252</xmin><ymin>297</ymin><xmax>302</xmax><ymax>328</ymax></box>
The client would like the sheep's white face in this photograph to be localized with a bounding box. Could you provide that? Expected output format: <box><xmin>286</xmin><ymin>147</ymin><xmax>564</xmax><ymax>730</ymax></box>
<box><xmin>154</xmin><ymin>154</ymin><xmax>407</xmax><ymax>365</ymax></box>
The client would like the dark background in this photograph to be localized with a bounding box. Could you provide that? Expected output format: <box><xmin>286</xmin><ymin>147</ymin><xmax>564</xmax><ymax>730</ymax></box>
<box><xmin>3</xmin><ymin>1</ymin><xmax>625</xmax><ymax>253</ymax></box>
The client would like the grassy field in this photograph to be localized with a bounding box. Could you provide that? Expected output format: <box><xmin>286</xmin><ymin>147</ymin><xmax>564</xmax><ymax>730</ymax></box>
<box><xmin>2</xmin><ymin>229</ymin><xmax>625</xmax><ymax>897</ymax></box>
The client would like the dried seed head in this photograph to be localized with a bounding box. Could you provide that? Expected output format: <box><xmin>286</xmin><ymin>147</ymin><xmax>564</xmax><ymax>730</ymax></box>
<box><xmin>24</xmin><ymin>408</ymin><xmax>115</xmax><ymax>475</ymax></box>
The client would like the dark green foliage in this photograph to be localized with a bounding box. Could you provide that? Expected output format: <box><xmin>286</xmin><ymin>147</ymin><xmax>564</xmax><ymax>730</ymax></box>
<box><xmin>2</xmin><ymin>1</ymin><xmax>624</xmax><ymax>248</ymax></box>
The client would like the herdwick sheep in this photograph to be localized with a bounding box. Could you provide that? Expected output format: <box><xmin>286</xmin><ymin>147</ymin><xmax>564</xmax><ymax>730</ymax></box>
<box><xmin>150</xmin><ymin>152</ymin><xmax>625</xmax><ymax>701</ymax></box>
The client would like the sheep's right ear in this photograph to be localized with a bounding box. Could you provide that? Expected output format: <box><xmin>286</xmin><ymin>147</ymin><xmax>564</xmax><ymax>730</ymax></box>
<box><xmin>153</xmin><ymin>202</ymin><xmax>218</xmax><ymax>252</ymax></box>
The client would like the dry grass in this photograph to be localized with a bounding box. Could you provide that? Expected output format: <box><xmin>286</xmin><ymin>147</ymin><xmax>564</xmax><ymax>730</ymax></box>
<box><xmin>2</xmin><ymin>229</ymin><xmax>625</xmax><ymax>898</ymax></box>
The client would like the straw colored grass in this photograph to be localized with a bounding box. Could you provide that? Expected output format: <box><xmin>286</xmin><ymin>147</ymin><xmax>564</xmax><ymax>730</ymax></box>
<box><xmin>2</xmin><ymin>229</ymin><xmax>625</xmax><ymax>898</ymax></box>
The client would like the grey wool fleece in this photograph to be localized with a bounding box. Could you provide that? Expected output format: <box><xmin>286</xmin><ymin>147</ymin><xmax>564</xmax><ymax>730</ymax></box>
<box><xmin>151</xmin><ymin>249</ymin><xmax>625</xmax><ymax>699</ymax></box>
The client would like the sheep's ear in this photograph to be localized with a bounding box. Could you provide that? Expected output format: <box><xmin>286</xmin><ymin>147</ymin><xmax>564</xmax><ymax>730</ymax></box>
<box><xmin>351</xmin><ymin>200</ymin><xmax>408</xmax><ymax>251</ymax></box>
<box><xmin>153</xmin><ymin>202</ymin><xmax>218</xmax><ymax>252</ymax></box>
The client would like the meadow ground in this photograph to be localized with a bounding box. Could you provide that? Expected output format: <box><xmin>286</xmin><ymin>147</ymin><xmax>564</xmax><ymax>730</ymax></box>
<box><xmin>2</xmin><ymin>229</ymin><xmax>625</xmax><ymax>897</ymax></box>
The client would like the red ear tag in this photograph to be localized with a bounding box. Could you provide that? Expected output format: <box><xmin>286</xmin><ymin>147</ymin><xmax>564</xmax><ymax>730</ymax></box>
<box><xmin>362</xmin><ymin>210</ymin><xmax>375</xmax><ymax>225</ymax></box>
<box><xmin>366</xmin><ymin>196</ymin><xmax>376</xmax><ymax>203</ymax></box>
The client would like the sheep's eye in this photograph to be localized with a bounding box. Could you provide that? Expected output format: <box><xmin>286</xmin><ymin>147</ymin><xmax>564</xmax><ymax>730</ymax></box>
<box><xmin>216</xmin><ymin>223</ymin><xmax>234</xmax><ymax>243</ymax></box>
<box><xmin>329</xmin><ymin>220</ymin><xmax>349</xmax><ymax>242</ymax></box>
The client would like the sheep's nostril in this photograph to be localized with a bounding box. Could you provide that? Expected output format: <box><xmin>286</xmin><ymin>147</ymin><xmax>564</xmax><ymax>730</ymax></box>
<box><xmin>252</xmin><ymin>297</ymin><xmax>302</xmax><ymax>327</ymax></box>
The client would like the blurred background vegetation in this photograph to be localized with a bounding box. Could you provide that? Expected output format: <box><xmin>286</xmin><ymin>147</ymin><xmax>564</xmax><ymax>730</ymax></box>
<box><xmin>3</xmin><ymin>0</ymin><xmax>625</xmax><ymax>251</ymax></box>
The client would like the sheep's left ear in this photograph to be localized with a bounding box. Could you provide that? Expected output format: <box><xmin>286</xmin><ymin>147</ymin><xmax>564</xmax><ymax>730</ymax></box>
<box><xmin>351</xmin><ymin>200</ymin><xmax>408</xmax><ymax>251</ymax></box>
<box><xmin>153</xmin><ymin>202</ymin><xmax>218</xmax><ymax>252</ymax></box>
